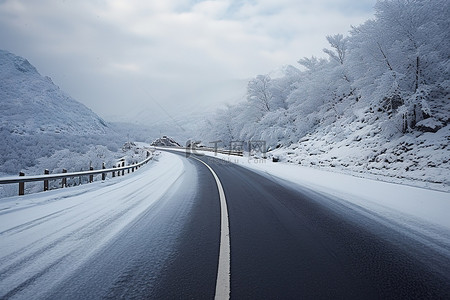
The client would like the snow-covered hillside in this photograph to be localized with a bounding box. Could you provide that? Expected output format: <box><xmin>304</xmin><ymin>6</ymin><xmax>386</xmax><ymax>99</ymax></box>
<box><xmin>0</xmin><ymin>49</ymin><xmax>108</xmax><ymax>135</ymax></box>
<box><xmin>198</xmin><ymin>0</ymin><xmax>449</xmax><ymax>190</ymax></box>
<box><xmin>0</xmin><ymin>50</ymin><xmax>145</xmax><ymax>198</ymax></box>
<box><xmin>268</xmin><ymin>113</ymin><xmax>450</xmax><ymax>191</ymax></box>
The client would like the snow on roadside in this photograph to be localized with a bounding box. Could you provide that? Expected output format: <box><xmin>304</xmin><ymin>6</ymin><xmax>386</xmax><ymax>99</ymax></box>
<box><xmin>268</xmin><ymin>124</ymin><xmax>450</xmax><ymax>192</ymax></box>
<box><xmin>243</xmin><ymin>157</ymin><xmax>450</xmax><ymax>230</ymax></box>
<box><xmin>164</xmin><ymin>147</ymin><xmax>450</xmax><ymax>232</ymax></box>
<box><xmin>0</xmin><ymin>152</ymin><xmax>184</xmax><ymax>299</ymax></box>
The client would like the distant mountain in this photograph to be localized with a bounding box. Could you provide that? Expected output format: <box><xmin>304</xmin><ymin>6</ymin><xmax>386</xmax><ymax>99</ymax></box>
<box><xmin>0</xmin><ymin>49</ymin><xmax>108</xmax><ymax>135</ymax></box>
<box><xmin>0</xmin><ymin>50</ymin><xmax>122</xmax><ymax>176</ymax></box>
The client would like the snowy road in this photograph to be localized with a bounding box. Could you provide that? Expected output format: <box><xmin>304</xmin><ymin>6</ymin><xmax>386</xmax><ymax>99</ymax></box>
<box><xmin>1</xmin><ymin>150</ymin><xmax>450</xmax><ymax>299</ymax></box>
<box><xmin>0</xmin><ymin>152</ymin><xmax>204</xmax><ymax>299</ymax></box>
<box><xmin>185</xmin><ymin>151</ymin><xmax>450</xmax><ymax>299</ymax></box>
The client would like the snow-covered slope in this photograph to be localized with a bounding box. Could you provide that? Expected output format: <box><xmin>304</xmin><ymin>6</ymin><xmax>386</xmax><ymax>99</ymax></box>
<box><xmin>0</xmin><ymin>50</ymin><xmax>124</xmax><ymax>179</ymax></box>
<box><xmin>198</xmin><ymin>1</ymin><xmax>449</xmax><ymax>191</ymax></box>
<box><xmin>268</xmin><ymin>117</ymin><xmax>450</xmax><ymax>191</ymax></box>
<box><xmin>0</xmin><ymin>49</ymin><xmax>108</xmax><ymax>135</ymax></box>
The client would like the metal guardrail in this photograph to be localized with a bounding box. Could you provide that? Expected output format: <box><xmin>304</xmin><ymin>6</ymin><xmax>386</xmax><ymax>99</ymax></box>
<box><xmin>0</xmin><ymin>151</ymin><xmax>153</xmax><ymax>196</ymax></box>
<box><xmin>154</xmin><ymin>146</ymin><xmax>243</xmax><ymax>157</ymax></box>
<box><xmin>199</xmin><ymin>147</ymin><xmax>244</xmax><ymax>156</ymax></box>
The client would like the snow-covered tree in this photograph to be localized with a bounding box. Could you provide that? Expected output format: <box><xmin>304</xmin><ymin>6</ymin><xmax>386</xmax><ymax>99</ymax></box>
<box><xmin>247</xmin><ymin>75</ymin><xmax>275</xmax><ymax>114</ymax></box>
<box><xmin>323</xmin><ymin>34</ymin><xmax>347</xmax><ymax>65</ymax></box>
<box><xmin>198</xmin><ymin>0</ymin><xmax>449</xmax><ymax>148</ymax></box>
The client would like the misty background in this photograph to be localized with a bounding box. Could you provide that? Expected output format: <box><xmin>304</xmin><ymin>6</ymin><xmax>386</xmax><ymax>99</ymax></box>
<box><xmin>0</xmin><ymin>0</ymin><xmax>376</xmax><ymax>128</ymax></box>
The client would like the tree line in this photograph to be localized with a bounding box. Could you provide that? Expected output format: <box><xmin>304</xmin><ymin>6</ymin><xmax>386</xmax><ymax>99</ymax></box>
<box><xmin>200</xmin><ymin>0</ymin><xmax>449</xmax><ymax>150</ymax></box>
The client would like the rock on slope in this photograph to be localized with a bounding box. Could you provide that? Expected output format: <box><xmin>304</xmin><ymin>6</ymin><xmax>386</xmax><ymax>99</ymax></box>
<box><xmin>151</xmin><ymin>136</ymin><xmax>182</xmax><ymax>147</ymax></box>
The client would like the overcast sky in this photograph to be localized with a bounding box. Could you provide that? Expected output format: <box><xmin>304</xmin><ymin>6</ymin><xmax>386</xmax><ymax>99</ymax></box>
<box><xmin>0</xmin><ymin>0</ymin><xmax>376</xmax><ymax>124</ymax></box>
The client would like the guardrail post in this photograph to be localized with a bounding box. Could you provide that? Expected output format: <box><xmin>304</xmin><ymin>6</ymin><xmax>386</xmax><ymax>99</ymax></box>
<box><xmin>62</xmin><ymin>169</ymin><xmax>67</xmax><ymax>188</ymax></box>
<box><xmin>0</xmin><ymin>153</ymin><xmax>153</xmax><ymax>197</ymax></box>
<box><xmin>19</xmin><ymin>172</ymin><xmax>25</xmax><ymax>195</ymax></box>
<box><xmin>44</xmin><ymin>169</ymin><xmax>49</xmax><ymax>191</ymax></box>
<box><xmin>102</xmin><ymin>163</ymin><xmax>106</xmax><ymax>180</ymax></box>
<box><xmin>89</xmin><ymin>166</ymin><xmax>94</xmax><ymax>183</ymax></box>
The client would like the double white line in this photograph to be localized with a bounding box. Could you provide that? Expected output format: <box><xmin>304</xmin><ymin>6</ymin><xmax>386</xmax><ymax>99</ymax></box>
<box><xmin>192</xmin><ymin>157</ymin><xmax>230</xmax><ymax>300</ymax></box>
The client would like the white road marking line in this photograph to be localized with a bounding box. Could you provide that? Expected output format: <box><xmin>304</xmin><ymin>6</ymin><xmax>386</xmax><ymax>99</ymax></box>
<box><xmin>192</xmin><ymin>156</ymin><xmax>230</xmax><ymax>300</ymax></box>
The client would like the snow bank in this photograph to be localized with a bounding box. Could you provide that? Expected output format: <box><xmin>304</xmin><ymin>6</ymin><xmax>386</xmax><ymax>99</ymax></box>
<box><xmin>192</xmin><ymin>150</ymin><xmax>450</xmax><ymax>231</ymax></box>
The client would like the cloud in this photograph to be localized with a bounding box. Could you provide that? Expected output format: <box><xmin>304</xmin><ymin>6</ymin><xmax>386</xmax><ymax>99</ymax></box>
<box><xmin>0</xmin><ymin>0</ymin><xmax>376</xmax><ymax>123</ymax></box>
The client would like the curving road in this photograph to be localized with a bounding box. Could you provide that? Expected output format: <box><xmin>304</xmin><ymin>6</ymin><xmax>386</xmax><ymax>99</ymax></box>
<box><xmin>1</xmin><ymin>150</ymin><xmax>450</xmax><ymax>299</ymax></box>
<box><xmin>163</xmin><ymin>150</ymin><xmax>450</xmax><ymax>299</ymax></box>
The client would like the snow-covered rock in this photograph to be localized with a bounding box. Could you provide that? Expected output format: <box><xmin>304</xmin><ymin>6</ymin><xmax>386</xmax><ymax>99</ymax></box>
<box><xmin>416</xmin><ymin>118</ymin><xmax>443</xmax><ymax>133</ymax></box>
<box><xmin>150</xmin><ymin>136</ymin><xmax>181</xmax><ymax>147</ymax></box>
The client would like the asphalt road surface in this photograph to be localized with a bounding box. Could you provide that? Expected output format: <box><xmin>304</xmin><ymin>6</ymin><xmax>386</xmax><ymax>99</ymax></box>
<box><xmin>3</xmin><ymin>150</ymin><xmax>450</xmax><ymax>299</ymax></box>
<box><xmin>153</xmin><ymin>150</ymin><xmax>450</xmax><ymax>299</ymax></box>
